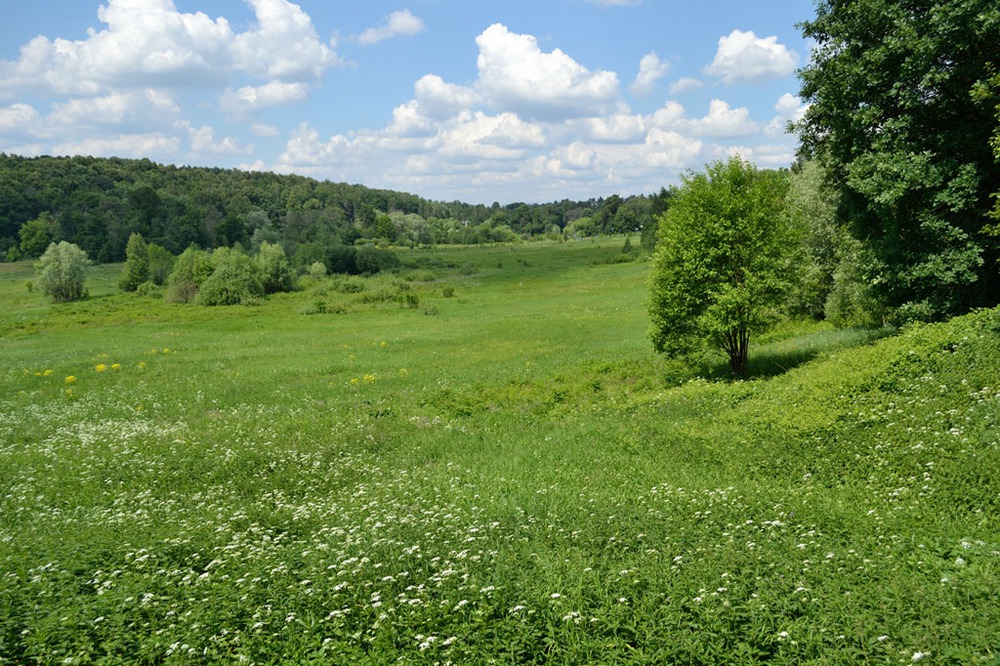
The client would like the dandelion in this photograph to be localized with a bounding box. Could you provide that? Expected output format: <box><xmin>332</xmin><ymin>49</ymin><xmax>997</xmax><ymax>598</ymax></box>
<box><xmin>380</xmin><ymin>341</ymin><xmax>387</xmax><ymax>348</ymax></box>
<box><xmin>138</xmin><ymin>361</ymin><xmax>146</xmax><ymax>369</ymax></box>
<box><xmin>65</xmin><ymin>376</ymin><xmax>76</xmax><ymax>384</ymax></box>
<box><xmin>162</xmin><ymin>348</ymin><xmax>170</xmax><ymax>354</ymax></box>
<box><xmin>95</xmin><ymin>364</ymin><xmax>107</xmax><ymax>372</ymax></box>
<box><xmin>111</xmin><ymin>363</ymin><xmax>121</xmax><ymax>371</ymax></box>
<box><xmin>350</xmin><ymin>377</ymin><xmax>359</xmax><ymax>386</ymax></box>
<box><xmin>43</xmin><ymin>368</ymin><xmax>54</xmax><ymax>376</ymax></box>
<box><xmin>363</xmin><ymin>373</ymin><xmax>377</xmax><ymax>384</ymax></box>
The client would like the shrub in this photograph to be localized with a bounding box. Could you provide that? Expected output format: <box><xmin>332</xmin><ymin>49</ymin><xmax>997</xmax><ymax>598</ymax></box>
<box><xmin>118</xmin><ymin>232</ymin><xmax>149</xmax><ymax>292</ymax></box>
<box><xmin>166</xmin><ymin>247</ymin><xmax>214</xmax><ymax>303</ymax></box>
<box><xmin>35</xmin><ymin>241</ymin><xmax>89</xmax><ymax>303</ymax></box>
<box><xmin>356</xmin><ymin>246</ymin><xmax>400</xmax><ymax>275</ymax></box>
<box><xmin>147</xmin><ymin>242</ymin><xmax>175</xmax><ymax>286</ymax></box>
<box><xmin>255</xmin><ymin>241</ymin><xmax>293</xmax><ymax>294</ymax></box>
<box><xmin>196</xmin><ymin>248</ymin><xmax>264</xmax><ymax>306</ymax></box>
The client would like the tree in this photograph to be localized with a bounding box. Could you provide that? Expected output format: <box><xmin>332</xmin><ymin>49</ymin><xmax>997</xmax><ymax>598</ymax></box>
<box><xmin>19</xmin><ymin>213</ymin><xmax>57</xmax><ymax>258</ymax></box>
<box><xmin>796</xmin><ymin>0</ymin><xmax>1000</xmax><ymax>320</ymax></box>
<box><xmin>119</xmin><ymin>232</ymin><xmax>149</xmax><ymax>292</ymax></box>
<box><xmin>255</xmin><ymin>241</ymin><xmax>293</xmax><ymax>294</ymax></box>
<box><xmin>166</xmin><ymin>246</ymin><xmax>214</xmax><ymax>303</ymax></box>
<box><xmin>35</xmin><ymin>241</ymin><xmax>89</xmax><ymax>303</ymax></box>
<box><xmin>648</xmin><ymin>158</ymin><xmax>795</xmax><ymax>374</ymax></box>
<box><xmin>147</xmin><ymin>242</ymin><xmax>175</xmax><ymax>286</ymax></box>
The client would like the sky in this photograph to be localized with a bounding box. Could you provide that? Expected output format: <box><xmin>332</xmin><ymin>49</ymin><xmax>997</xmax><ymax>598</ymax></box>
<box><xmin>0</xmin><ymin>0</ymin><xmax>817</xmax><ymax>205</ymax></box>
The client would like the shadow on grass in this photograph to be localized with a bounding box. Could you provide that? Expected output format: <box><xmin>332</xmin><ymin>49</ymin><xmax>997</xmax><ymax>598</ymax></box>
<box><xmin>690</xmin><ymin>325</ymin><xmax>896</xmax><ymax>382</ymax></box>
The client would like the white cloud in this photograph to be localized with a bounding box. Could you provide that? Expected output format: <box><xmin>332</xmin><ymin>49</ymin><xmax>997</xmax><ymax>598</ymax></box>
<box><xmin>629</xmin><ymin>52</ymin><xmax>669</xmax><ymax>97</ymax></box>
<box><xmin>0</xmin><ymin>0</ymin><xmax>338</xmax><ymax>100</ymax></box>
<box><xmin>669</xmin><ymin>77</ymin><xmax>704</xmax><ymax>95</ymax></box>
<box><xmin>414</xmin><ymin>74</ymin><xmax>480</xmax><ymax>119</ymax></box>
<box><xmin>220</xmin><ymin>81</ymin><xmax>309</xmax><ymax>115</ymax></box>
<box><xmin>774</xmin><ymin>92</ymin><xmax>808</xmax><ymax>121</ymax></box>
<box><xmin>687</xmin><ymin>99</ymin><xmax>759</xmax><ymax>138</ymax></box>
<box><xmin>188</xmin><ymin>124</ymin><xmax>251</xmax><ymax>155</ymax></box>
<box><xmin>474</xmin><ymin>23</ymin><xmax>622</xmax><ymax>121</ymax></box>
<box><xmin>251</xmin><ymin>123</ymin><xmax>280</xmax><ymax>137</ymax></box>
<box><xmin>356</xmin><ymin>9</ymin><xmax>426</xmax><ymax>45</ymax></box>
<box><xmin>704</xmin><ymin>29</ymin><xmax>797</xmax><ymax>85</ymax></box>
<box><xmin>0</xmin><ymin>103</ymin><xmax>41</xmax><ymax>133</ymax></box>
<box><xmin>53</xmin><ymin>133</ymin><xmax>182</xmax><ymax>159</ymax></box>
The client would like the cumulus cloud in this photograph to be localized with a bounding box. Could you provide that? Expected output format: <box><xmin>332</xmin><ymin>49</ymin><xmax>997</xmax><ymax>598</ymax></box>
<box><xmin>688</xmin><ymin>99</ymin><xmax>759</xmax><ymax>138</ymax></box>
<box><xmin>356</xmin><ymin>9</ymin><xmax>426</xmax><ymax>45</ymax></box>
<box><xmin>220</xmin><ymin>81</ymin><xmax>309</xmax><ymax>115</ymax></box>
<box><xmin>704</xmin><ymin>29</ymin><xmax>797</xmax><ymax>85</ymax></box>
<box><xmin>474</xmin><ymin>23</ymin><xmax>622</xmax><ymax>121</ymax></box>
<box><xmin>774</xmin><ymin>92</ymin><xmax>808</xmax><ymax>121</ymax></box>
<box><xmin>669</xmin><ymin>77</ymin><xmax>704</xmax><ymax>95</ymax></box>
<box><xmin>0</xmin><ymin>0</ymin><xmax>337</xmax><ymax>99</ymax></box>
<box><xmin>629</xmin><ymin>52</ymin><xmax>669</xmax><ymax>97</ymax></box>
<box><xmin>0</xmin><ymin>103</ymin><xmax>42</xmax><ymax>133</ymax></box>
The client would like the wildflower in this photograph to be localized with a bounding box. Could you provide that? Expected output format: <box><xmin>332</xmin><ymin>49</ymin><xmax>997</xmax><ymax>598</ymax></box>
<box><xmin>350</xmin><ymin>378</ymin><xmax>359</xmax><ymax>386</ymax></box>
<box><xmin>549</xmin><ymin>593</ymin><xmax>561</xmax><ymax>599</ymax></box>
<box><xmin>95</xmin><ymin>364</ymin><xmax>107</xmax><ymax>372</ymax></box>
<box><xmin>43</xmin><ymin>369</ymin><xmax>54</xmax><ymax>376</ymax></box>
<box><xmin>162</xmin><ymin>348</ymin><xmax>170</xmax><ymax>354</ymax></box>
<box><xmin>65</xmin><ymin>376</ymin><xmax>76</xmax><ymax>384</ymax></box>
<box><xmin>380</xmin><ymin>341</ymin><xmax>387</xmax><ymax>348</ymax></box>
<box><xmin>912</xmin><ymin>652</ymin><xmax>926</xmax><ymax>662</ymax></box>
<box><xmin>111</xmin><ymin>363</ymin><xmax>121</xmax><ymax>371</ymax></box>
<box><xmin>65</xmin><ymin>389</ymin><xmax>73</xmax><ymax>396</ymax></box>
<box><xmin>138</xmin><ymin>361</ymin><xmax>146</xmax><ymax>369</ymax></box>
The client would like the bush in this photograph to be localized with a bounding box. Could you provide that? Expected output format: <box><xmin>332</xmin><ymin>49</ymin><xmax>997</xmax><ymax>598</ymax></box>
<box><xmin>166</xmin><ymin>247</ymin><xmax>214</xmax><ymax>303</ymax></box>
<box><xmin>119</xmin><ymin>233</ymin><xmax>149</xmax><ymax>292</ymax></box>
<box><xmin>356</xmin><ymin>246</ymin><xmax>400</xmax><ymax>274</ymax></box>
<box><xmin>195</xmin><ymin>248</ymin><xmax>264</xmax><ymax>306</ymax></box>
<box><xmin>35</xmin><ymin>241</ymin><xmax>89</xmax><ymax>302</ymax></box>
<box><xmin>147</xmin><ymin>243</ymin><xmax>175</xmax><ymax>286</ymax></box>
<box><xmin>255</xmin><ymin>241</ymin><xmax>293</xmax><ymax>294</ymax></box>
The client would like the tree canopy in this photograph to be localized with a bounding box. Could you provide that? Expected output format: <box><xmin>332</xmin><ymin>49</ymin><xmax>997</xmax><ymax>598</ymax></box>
<box><xmin>796</xmin><ymin>0</ymin><xmax>1000</xmax><ymax>319</ymax></box>
<box><xmin>648</xmin><ymin>157</ymin><xmax>796</xmax><ymax>374</ymax></box>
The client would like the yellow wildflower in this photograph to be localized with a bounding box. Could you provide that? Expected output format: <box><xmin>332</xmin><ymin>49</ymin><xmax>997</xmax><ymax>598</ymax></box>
<box><xmin>111</xmin><ymin>363</ymin><xmax>121</xmax><ymax>371</ymax></box>
<box><xmin>43</xmin><ymin>368</ymin><xmax>54</xmax><ymax>377</ymax></box>
<box><xmin>65</xmin><ymin>375</ymin><xmax>76</xmax><ymax>384</ymax></box>
<box><xmin>95</xmin><ymin>364</ymin><xmax>107</xmax><ymax>372</ymax></box>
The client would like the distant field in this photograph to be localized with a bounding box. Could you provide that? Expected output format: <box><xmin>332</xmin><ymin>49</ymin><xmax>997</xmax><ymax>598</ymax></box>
<box><xmin>1</xmin><ymin>240</ymin><xmax>997</xmax><ymax>664</ymax></box>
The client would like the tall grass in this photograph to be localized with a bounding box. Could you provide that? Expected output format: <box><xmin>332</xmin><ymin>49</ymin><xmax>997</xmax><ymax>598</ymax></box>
<box><xmin>0</xmin><ymin>242</ymin><xmax>996</xmax><ymax>664</ymax></box>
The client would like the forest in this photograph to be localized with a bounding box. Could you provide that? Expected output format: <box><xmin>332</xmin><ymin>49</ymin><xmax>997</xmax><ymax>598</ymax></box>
<box><xmin>0</xmin><ymin>154</ymin><xmax>667</xmax><ymax>264</ymax></box>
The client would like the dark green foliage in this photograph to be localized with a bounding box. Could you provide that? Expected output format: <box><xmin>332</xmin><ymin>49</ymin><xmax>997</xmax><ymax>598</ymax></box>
<box><xmin>649</xmin><ymin>158</ymin><xmax>796</xmax><ymax>374</ymax></box>
<box><xmin>18</xmin><ymin>213</ymin><xmax>56</xmax><ymax>259</ymax></box>
<box><xmin>196</xmin><ymin>248</ymin><xmax>264</xmax><ymax>306</ymax></box>
<box><xmin>146</xmin><ymin>242</ymin><xmax>175</xmax><ymax>286</ymax></box>
<box><xmin>34</xmin><ymin>241</ymin><xmax>89</xmax><ymax>302</ymax></box>
<box><xmin>0</xmin><ymin>156</ymin><xmax>664</xmax><ymax>261</ymax></box>
<box><xmin>118</xmin><ymin>232</ymin><xmax>149</xmax><ymax>292</ymax></box>
<box><xmin>355</xmin><ymin>246</ymin><xmax>400</xmax><ymax>275</ymax></box>
<box><xmin>797</xmin><ymin>0</ymin><xmax>1000</xmax><ymax>318</ymax></box>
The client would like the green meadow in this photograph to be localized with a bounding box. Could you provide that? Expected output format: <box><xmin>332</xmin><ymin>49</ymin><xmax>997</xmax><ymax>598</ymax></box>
<box><xmin>1</xmin><ymin>240</ymin><xmax>997</xmax><ymax>664</ymax></box>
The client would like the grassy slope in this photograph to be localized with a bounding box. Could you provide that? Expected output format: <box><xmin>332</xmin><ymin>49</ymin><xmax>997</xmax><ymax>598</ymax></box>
<box><xmin>0</xmin><ymin>243</ymin><xmax>997</xmax><ymax>665</ymax></box>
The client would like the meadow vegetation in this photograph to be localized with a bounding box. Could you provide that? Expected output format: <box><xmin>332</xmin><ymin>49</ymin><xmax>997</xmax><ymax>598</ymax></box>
<box><xmin>1</xmin><ymin>240</ymin><xmax>996</xmax><ymax>664</ymax></box>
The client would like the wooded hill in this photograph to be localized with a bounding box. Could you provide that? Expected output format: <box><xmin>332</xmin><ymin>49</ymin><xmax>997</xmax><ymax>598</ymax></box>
<box><xmin>0</xmin><ymin>154</ymin><xmax>666</xmax><ymax>263</ymax></box>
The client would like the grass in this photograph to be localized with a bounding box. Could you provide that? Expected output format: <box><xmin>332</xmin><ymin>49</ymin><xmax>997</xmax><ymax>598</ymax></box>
<box><xmin>0</xmin><ymin>240</ymin><xmax>997</xmax><ymax>664</ymax></box>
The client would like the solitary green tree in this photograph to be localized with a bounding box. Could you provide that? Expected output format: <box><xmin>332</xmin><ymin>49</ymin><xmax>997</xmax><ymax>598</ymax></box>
<box><xmin>648</xmin><ymin>157</ymin><xmax>796</xmax><ymax>374</ymax></box>
<box><xmin>35</xmin><ymin>241</ymin><xmax>89</xmax><ymax>303</ymax></box>
<box><xmin>119</xmin><ymin>232</ymin><xmax>149</xmax><ymax>292</ymax></box>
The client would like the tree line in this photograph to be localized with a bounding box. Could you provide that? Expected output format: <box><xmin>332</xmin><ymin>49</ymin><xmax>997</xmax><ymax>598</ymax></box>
<box><xmin>0</xmin><ymin>154</ymin><xmax>667</xmax><ymax>264</ymax></box>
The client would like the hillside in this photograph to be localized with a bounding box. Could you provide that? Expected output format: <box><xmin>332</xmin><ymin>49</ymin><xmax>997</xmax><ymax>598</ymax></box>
<box><xmin>0</xmin><ymin>243</ymin><xmax>997</xmax><ymax>663</ymax></box>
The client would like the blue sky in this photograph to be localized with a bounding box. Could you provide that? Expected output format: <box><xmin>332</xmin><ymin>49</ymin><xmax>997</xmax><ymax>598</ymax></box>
<box><xmin>0</xmin><ymin>0</ymin><xmax>816</xmax><ymax>204</ymax></box>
